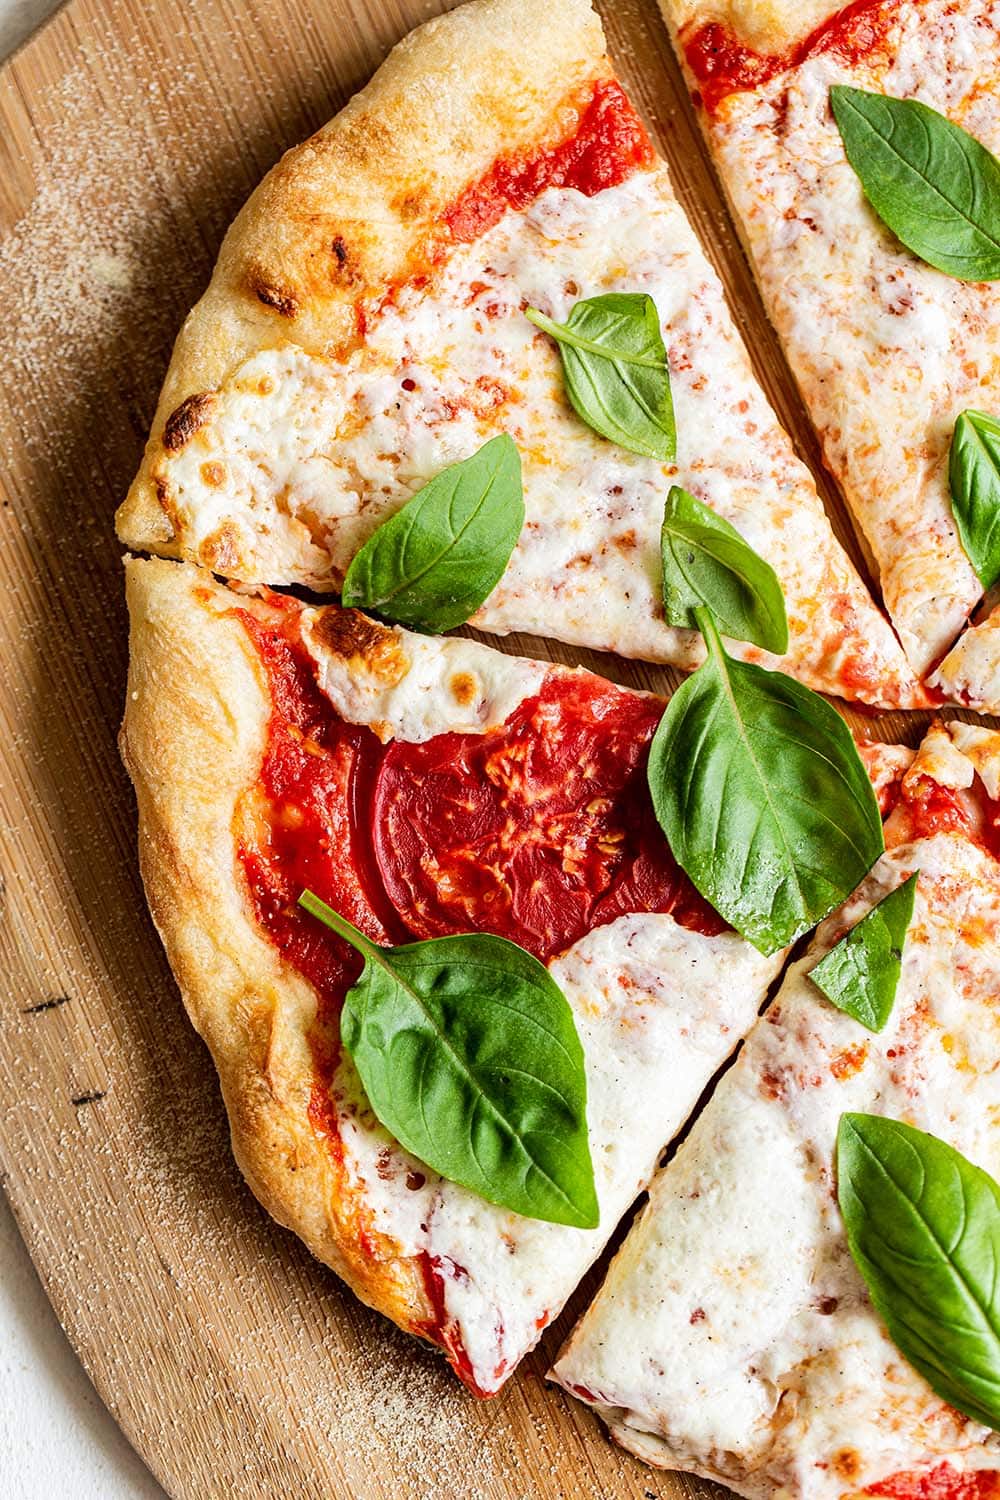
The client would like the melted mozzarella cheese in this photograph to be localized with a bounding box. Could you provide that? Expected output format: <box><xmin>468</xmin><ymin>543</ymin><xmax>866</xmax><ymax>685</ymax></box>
<box><xmin>553</xmin><ymin>726</ymin><xmax>1000</xmax><ymax>1497</ymax></box>
<box><xmin>332</xmin><ymin>913</ymin><xmax>782</xmax><ymax>1394</ymax></box>
<box><xmin>159</xmin><ymin>167</ymin><xmax>918</xmax><ymax>706</ymax></box>
<box><xmin>299</xmin><ymin>608</ymin><xmax>546</xmax><ymax>742</ymax></box>
<box><xmin>683</xmin><ymin>0</ymin><xmax>1000</xmax><ymax>677</ymax></box>
<box><xmin>931</xmin><ymin>603</ymin><xmax>1000</xmax><ymax>713</ymax></box>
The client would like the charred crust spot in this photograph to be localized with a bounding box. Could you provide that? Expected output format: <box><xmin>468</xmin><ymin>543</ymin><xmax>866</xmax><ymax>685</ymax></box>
<box><xmin>200</xmin><ymin>461</ymin><xmax>227</xmax><ymax>487</ymax></box>
<box><xmin>71</xmin><ymin>1090</ymin><xmax>106</xmax><ymax>1107</ymax></box>
<box><xmin>815</xmin><ymin>1295</ymin><xmax>839</xmax><ymax>1315</ymax></box>
<box><xmin>247</xmin><ymin>266</ymin><xmax>299</xmax><ymax>318</ymax></box>
<box><xmin>151</xmin><ymin>471</ymin><xmax>179</xmax><ymax>539</ymax></box>
<box><xmin>163</xmin><ymin>392</ymin><xmax>216</xmax><ymax>452</ymax></box>
<box><xmin>326</xmin><ymin>233</ymin><xmax>360</xmax><ymax>287</ymax></box>
<box><xmin>311</xmin><ymin>607</ymin><xmax>408</xmax><ymax>686</ymax></box>
<box><xmin>449</xmin><ymin>671</ymin><xmax>478</xmax><ymax>707</ymax></box>
<box><xmin>393</xmin><ymin>191</ymin><xmax>427</xmax><ymax>223</ymax></box>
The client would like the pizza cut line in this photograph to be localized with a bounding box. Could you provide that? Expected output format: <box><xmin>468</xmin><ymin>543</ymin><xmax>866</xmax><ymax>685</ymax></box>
<box><xmin>114</xmin><ymin>0</ymin><xmax>923</xmax><ymax>709</ymax></box>
<box><xmin>112</xmin><ymin>0</ymin><xmax>1000</xmax><ymax>1489</ymax></box>
<box><xmin>553</xmin><ymin>720</ymin><xmax>1000</xmax><ymax>1499</ymax></box>
<box><xmin>658</xmin><ymin>0</ymin><xmax>1000</xmax><ymax>703</ymax></box>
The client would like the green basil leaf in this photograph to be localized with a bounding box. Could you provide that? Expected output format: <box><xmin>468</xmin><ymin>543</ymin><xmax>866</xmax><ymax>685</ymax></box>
<box><xmin>810</xmin><ymin>873</ymin><xmax>918</xmax><ymax>1033</ymax></box>
<box><xmin>341</xmin><ymin>434</ymin><xmax>523</xmax><ymax>632</ymax></box>
<box><xmin>660</xmin><ymin>485</ymin><xmax>788</xmax><ymax>653</ymax></box>
<box><xmin>646</xmin><ymin>608</ymin><xmax>884</xmax><ymax>955</ymax></box>
<box><xmin>838</xmin><ymin>1113</ymin><xmax>1000</xmax><ymax>1431</ymax></box>
<box><xmin>526</xmin><ymin>292</ymin><xmax>676</xmax><ymax>460</ymax></box>
<box><xmin>950</xmin><ymin>409</ymin><xmax>1000</xmax><ymax>589</ymax></box>
<box><xmin>299</xmin><ymin>890</ymin><xmax>598</xmax><ymax>1229</ymax></box>
<box><xmin>831</xmin><ymin>86</ymin><xmax>1000</xmax><ymax>281</ymax></box>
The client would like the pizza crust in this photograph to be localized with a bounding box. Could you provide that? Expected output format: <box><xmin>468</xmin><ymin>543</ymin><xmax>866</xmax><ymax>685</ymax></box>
<box><xmin>119</xmin><ymin>555</ymin><xmax>433</xmax><ymax>1332</ymax></box>
<box><xmin>116</xmin><ymin>0</ymin><xmax>607</xmax><ymax>553</ymax></box>
<box><xmin>661</xmin><ymin>0</ymin><xmax>844</xmax><ymax>55</ymax></box>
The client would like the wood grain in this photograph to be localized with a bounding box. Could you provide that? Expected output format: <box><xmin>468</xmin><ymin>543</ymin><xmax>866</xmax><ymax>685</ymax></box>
<box><xmin>0</xmin><ymin>0</ymin><xmax>963</xmax><ymax>1495</ymax></box>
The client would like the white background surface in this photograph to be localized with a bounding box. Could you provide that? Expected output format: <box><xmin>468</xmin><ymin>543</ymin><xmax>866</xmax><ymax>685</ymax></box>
<box><xmin>1</xmin><ymin>2</ymin><xmax>168</xmax><ymax>1497</ymax></box>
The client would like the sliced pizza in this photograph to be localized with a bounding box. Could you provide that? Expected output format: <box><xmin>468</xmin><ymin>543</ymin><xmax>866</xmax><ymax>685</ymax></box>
<box><xmin>122</xmin><ymin>555</ymin><xmax>802</xmax><ymax>1395</ymax></box>
<box><xmin>660</xmin><ymin>0</ymin><xmax>1000</xmax><ymax>692</ymax></box>
<box><xmin>115</xmin><ymin>0</ymin><xmax>921</xmax><ymax>708</ymax></box>
<box><xmin>553</xmin><ymin>718</ymin><xmax>1000</xmax><ymax>1495</ymax></box>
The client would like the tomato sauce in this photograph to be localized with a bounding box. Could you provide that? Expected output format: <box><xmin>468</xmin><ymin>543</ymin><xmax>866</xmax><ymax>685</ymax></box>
<box><xmin>868</xmin><ymin>1463</ymin><xmax>1000</xmax><ymax>1500</ymax></box>
<box><xmin>234</xmin><ymin>605</ymin><xmax>720</xmax><ymax>1390</ymax></box>
<box><xmin>682</xmin><ymin>0</ymin><xmax>901</xmax><ymax>115</ymax></box>
<box><xmin>887</xmin><ymin>769</ymin><xmax>1000</xmax><ymax>862</ymax></box>
<box><xmin>444</xmin><ymin>79</ymin><xmax>654</xmax><ymax>244</ymax></box>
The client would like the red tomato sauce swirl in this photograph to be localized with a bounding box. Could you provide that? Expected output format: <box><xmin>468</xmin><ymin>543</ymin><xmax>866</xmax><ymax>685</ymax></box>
<box><xmin>683</xmin><ymin>0</ymin><xmax>901</xmax><ymax>115</ymax></box>
<box><xmin>444</xmin><ymin>78</ymin><xmax>654</xmax><ymax>244</ymax></box>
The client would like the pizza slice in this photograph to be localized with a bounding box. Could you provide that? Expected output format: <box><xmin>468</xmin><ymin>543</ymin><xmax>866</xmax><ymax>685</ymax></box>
<box><xmin>659</xmin><ymin>0</ymin><xmax>1000</xmax><ymax>693</ymax></box>
<box><xmin>122</xmin><ymin>555</ymin><xmax>795</xmax><ymax>1394</ymax></box>
<box><xmin>553</xmin><ymin>719</ymin><xmax>1000</xmax><ymax>1494</ymax></box>
<box><xmin>114</xmin><ymin>0</ymin><xmax>921</xmax><ymax>709</ymax></box>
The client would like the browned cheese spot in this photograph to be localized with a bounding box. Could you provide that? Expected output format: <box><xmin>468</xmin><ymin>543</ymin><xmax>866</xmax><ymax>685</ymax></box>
<box><xmin>832</xmin><ymin>1448</ymin><xmax>862</xmax><ymax>1482</ymax></box>
<box><xmin>200</xmin><ymin>461</ymin><xmax>227</xmax><ymax>487</ymax></box>
<box><xmin>311</xmin><ymin>607</ymin><xmax>408</xmax><ymax>687</ymax></box>
<box><xmin>449</xmin><ymin>671</ymin><xmax>478</xmax><ymax>707</ymax></box>
<box><xmin>198</xmin><ymin>522</ymin><xmax>244</xmax><ymax>573</ymax></box>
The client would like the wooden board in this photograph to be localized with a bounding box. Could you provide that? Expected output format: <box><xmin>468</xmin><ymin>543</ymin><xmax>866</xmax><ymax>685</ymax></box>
<box><xmin>0</xmin><ymin>0</ymin><xmax>948</xmax><ymax>1496</ymax></box>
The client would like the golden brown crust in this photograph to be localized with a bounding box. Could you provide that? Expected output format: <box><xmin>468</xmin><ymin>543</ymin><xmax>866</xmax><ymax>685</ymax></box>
<box><xmin>116</xmin><ymin>0</ymin><xmax>608</xmax><ymax>556</ymax></box>
<box><xmin>659</xmin><ymin>0</ymin><xmax>844</xmax><ymax>55</ymax></box>
<box><xmin>119</xmin><ymin>555</ymin><xmax>431</xmax><ymax>1332</ymax></box>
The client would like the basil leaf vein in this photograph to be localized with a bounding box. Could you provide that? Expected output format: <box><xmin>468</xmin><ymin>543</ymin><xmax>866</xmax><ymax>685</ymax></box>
<box><xmin>950</xmin><ymin>409</ymin><xmax>1000</xmax><ymax>589</ymax></box>
<box><xmin>661</xmin><ymin>484</ymin><xmax>788</xmax><ymax>653</ymax></box>
<box><xmin>647</xmin><ymin>608</ymin><xmax>884</xmax><ymax>955</ymax></box>
<box><xmin>341</xmin><ymin>434</ymin><xmax>523</xmax><ymax>632</ymax></box>
<box><xmin>810</xmin><ymin>872</ymin><xmax>918</xmax><ymax>1032</ymax></box>
<box><xmin>831</xmin><ymin>85</ymin><xmax>1000</xmax><ymax>281</ymax></box>
<box><xmin>838</xmin><ymin>1113</ymin><xmax>1000</xmax><ymax>1430</ymax></box>
<box><xmin>299</xmin><ymin>890</ymin><xmax>598</xmax><ymax>1229</ymax></box>
<box><xmin>526</xmin><ymin>292</ymin><xmax>676</xmax><ymax>460</ymax></box>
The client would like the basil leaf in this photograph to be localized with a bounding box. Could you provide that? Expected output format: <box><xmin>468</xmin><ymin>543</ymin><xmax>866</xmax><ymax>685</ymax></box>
<box><xmin>838</xmin><ymin>1113</ymin><xmax>1000</xmax><ymax>1431</ymax></box>
<box><xmin>299</xmin><ymin>891</ymin><xmax>598</xmax><ymax>1229</ymax></box>
<box><xmin>831</xmin><ymin>86</ymin><xmax>1000</xmax><ymax>281</ymax></box>
<box><xmin>526</xmin><ymin>292</ymin><xmax>676</xmax><ymax>460</ymax></box>
<box><xmin>341</xmin><ymin>435</ymin><xmax>523</xmax><ymax>632</ymax></box>
<box><xmin>950</xmin><ymin>410</ymin><xmax>1000</xmax><ymax>589</ymax></box>
<box><xmin>646</xmin><ymin>608</ymin><xmax>884</xmax><ymax>955</ymax></box>
<box><xmin>660</xmin><ymin>485</ymin><xmax>788</xmax><ymax>653</ymax></box>
<box><xmin>810</xmin><ymin>873</ymin><xmax>918</xmax><ymax>1033</ymax></box>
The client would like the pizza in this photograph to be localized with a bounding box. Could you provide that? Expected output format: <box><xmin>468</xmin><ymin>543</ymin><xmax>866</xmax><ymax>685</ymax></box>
<box><xmin>122</xmin><ymin>554</ymin><xmax>808</xmax><ymax>1394</ymax></box>
<box><xmin>553</xmin><ymin>719</ymin><xmax>1000</xmax><ymax>1496</ymax></box>
<box><xmin>658</xmin><ymin>0</ymin><xmax>1000</xmax><ymax>697</ymax></box>
<box><xmin>113</xmin><ymin>0</ymin><xmax>1000</xmax><ymax>1476</ymax></box>
<box><xmin>112</xmin><ymin>0</ymin><xmax>922</xmax><ymax>708</ymax></box>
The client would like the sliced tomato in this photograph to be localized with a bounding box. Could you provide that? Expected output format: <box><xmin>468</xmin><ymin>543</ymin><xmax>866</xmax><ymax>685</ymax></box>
<box><xmin>372</xmin><ymin>672</ymin><xmax>723</xmax><ymax>963</ymax></box>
